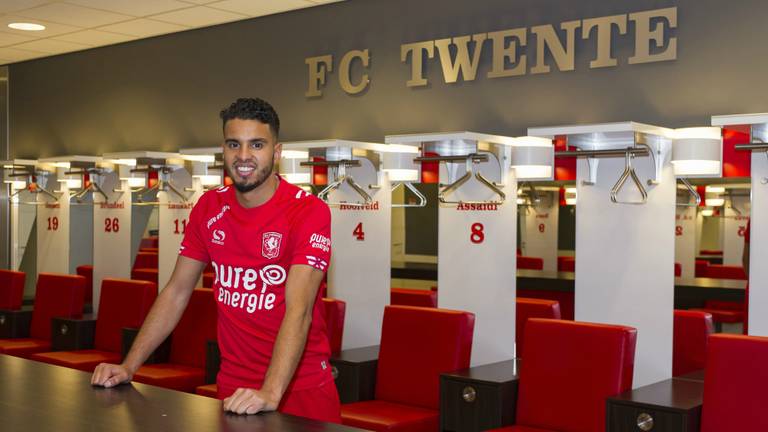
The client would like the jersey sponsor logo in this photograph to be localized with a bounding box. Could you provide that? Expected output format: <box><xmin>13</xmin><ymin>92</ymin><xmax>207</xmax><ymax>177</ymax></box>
<box><xmin>306</xmin><ymin>255</ymin><xmax>328</xmax><ymax>271</ymax></box>
<box><xmin>217</xmin><ymin>186</ymin><xmax>230</xmax><ymax>193</ymax></box>
<box><xmin>212</xmin><ymin>262</ymin><xmax>287</xmax><ymax>313</ymax></box>
<box><xmin>207</xmin><ymin>204</ymin><xmax>230</xmax><ymax>229</ymax></box>
<box><xmin>295</xmin><ymin>190</ymin><xmax>311</xmax><ymax>199</ymax></box>
<box><xmin>309</xmin><ymin>233</ymin><xmax>331</xmax><ymax>253</ymax></box>
<box><xmin>212</xmin><ymin>229</ymin><xmax>226</xmax><ymax>246</ymax></box>
<box><xmin>262</xmin><ymin>232</ymin><xmax>283</xmax><ymax>259</ymax></box>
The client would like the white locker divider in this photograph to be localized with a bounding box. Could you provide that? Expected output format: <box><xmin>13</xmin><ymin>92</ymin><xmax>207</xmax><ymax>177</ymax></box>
<box><xmin>282</xmin><ymin>140</ymin><xmax>417</xmax><ymax>350</ymax></box>
<box><xmin>387</xmin><ymin>132</ymin><xmax>526</xmax><ymax>367</ymax></box>
<box><xmin>36</xmin><ymin>156</ymin><xmax>102</xmax><ymax>277</ymax></box>
<box><xmin>519</xmin><ymin>187</ymin><xmax>559</xmax><ymax>272</ymax></box>
<box><xmin>722</xmin><ymin>190</ymin><xmax>750</xmax><ymax>266</ymax></box>
<box><xmin>96</xmin><ymin>151</ymin><xmax>178</xmax><ymax>312</ymax></box>
<box><xmin>3</xmin><ymin>160</ymin><xmax>44</xmax><ymax>280</ymax></box>
<box><xmin>674</xmin><ymin>195</ymin><xmax>697</xmax><ymax>279</ymax></box>
<box><xmin>712</xmin><ymin>113</ymin><xmax>768</xmax><ymax>335</ymax></box>
<box><xmin>529</xmin><ymin>122</ymin><xmax>678</xmax><ymax>388</ymax></box>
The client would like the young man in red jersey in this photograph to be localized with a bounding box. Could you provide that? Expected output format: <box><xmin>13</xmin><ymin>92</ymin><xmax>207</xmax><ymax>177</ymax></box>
<box><xmin>91</xmin><ymin>98</ymin><xmax>340</xmax><ymax>422</ymax></box>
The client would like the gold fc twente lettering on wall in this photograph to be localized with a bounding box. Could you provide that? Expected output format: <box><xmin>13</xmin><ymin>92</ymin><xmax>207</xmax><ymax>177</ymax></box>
<box><xmin>305</xmin><ymin>7</ymin><xmax>677</xmax><ymax>97</ymax></box>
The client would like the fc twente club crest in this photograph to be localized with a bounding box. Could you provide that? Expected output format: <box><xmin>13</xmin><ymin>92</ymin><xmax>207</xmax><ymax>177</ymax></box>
<box><xmin>262</xmin><ymin>232</ymin><xmax>283</xmax><ymax>259</ymax></box>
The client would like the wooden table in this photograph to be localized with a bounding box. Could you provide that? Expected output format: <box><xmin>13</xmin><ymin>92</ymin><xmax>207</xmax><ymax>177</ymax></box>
<box><xmin>0</xmin><ymin>354</ymin><xmax>366</xmax><ymax>432</ymax></box>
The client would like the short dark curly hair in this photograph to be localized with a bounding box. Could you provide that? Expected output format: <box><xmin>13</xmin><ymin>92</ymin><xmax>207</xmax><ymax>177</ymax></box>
<box><xmin>219</xmin><ymin>97</ymin><xmax>280</xmax><ymax>139</ymax></box>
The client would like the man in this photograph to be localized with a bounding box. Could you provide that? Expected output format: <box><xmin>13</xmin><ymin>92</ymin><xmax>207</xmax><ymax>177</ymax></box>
<box><xmin>91</xmin><ymin>98</ymin><xmax>340</xmax><ymax>422</ymax></box>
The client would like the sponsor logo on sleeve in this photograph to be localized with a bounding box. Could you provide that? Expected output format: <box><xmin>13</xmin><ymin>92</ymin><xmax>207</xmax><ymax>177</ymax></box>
<box><xmin>262</xmin><ymin>232</ymin><xmax>283</xmax><ymax>259</ymax></box>
<box><xmin>309</xmin><ymin>233</ymin><xmax>331</xmax><ymax>253</ymax></box>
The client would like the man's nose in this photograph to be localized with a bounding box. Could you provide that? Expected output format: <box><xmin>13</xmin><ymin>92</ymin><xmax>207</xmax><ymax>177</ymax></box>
<box><xmin>236</xmin><ymin>145</ymin><xmax>251</xmax><ymax>161</ymax></box>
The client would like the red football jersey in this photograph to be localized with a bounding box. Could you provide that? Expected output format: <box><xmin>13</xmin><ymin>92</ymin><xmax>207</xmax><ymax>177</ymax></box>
<box><xmin>180</xmin><ymin>175</ymin><xmax>333</xmax><ymax>393</ymax></box>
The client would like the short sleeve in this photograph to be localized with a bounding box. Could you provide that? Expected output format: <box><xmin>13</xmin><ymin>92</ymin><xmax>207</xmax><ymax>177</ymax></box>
<box><xmin>290</xmin><ymin>200</ymin><xmax>331</xmax><ymax>272</ymax></box>
<box><xmin>179</xmin><ymin>195</ymin><xmax>210</xmax><ymax>263</ymax></box>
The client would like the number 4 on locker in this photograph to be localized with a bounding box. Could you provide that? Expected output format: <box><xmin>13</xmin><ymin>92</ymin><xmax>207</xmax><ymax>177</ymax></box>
<box><xmin>353</xmin><ymin>222</ymin><xmax>365</xmax><ymax>241</ymax></box>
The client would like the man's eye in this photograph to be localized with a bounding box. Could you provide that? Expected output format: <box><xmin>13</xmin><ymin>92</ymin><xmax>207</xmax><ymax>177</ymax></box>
<box><xmin>227</xmin><ymin>142</ymin><xmax>239</xmax><ymax>149</ymax></box>
<box><xmin>251</xmin><ymin>142</ymin><xmax>263</xmax><ymax>149</ymax></box>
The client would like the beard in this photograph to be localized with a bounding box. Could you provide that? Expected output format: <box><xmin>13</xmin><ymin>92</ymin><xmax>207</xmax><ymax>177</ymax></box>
<box><xmin>227</xmin><ymin>160</ymin><xmax>274</xmax><ymax>193</ymax></box>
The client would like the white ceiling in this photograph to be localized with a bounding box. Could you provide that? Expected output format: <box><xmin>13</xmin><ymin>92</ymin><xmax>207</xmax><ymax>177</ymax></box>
<box><xmin>0</xmin><ymin>0</ymin><xmax>343</xmax><ymax>65</ymax></box>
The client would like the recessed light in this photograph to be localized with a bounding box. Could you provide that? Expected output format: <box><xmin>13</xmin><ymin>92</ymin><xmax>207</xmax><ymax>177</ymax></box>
<box><xmin>8</xmin><ymin>23</ymin><xmax>46</xmax><ymax>31</ymax></box>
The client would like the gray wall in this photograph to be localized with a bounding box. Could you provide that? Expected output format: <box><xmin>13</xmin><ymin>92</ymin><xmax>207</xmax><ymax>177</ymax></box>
<box><xmin>7</xmin><ymin>0</ymin><xmax>768</xmax><ymax>158</ymax></box>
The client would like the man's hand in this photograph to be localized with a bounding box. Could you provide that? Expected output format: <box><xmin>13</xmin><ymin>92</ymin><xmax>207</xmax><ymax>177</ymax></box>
<box><xmin>223</xmin><ymin>388</ymin><xmax>280</xmax><ymax>415</ymax></box>
<box><xmin>91</xmin><ymin>363</ymin><xmax>134</xmax><ymax>388</ymax></box>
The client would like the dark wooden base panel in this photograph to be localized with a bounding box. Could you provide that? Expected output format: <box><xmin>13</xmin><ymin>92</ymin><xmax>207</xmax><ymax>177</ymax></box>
<box><xmin>607</xmin><ymin>378</ymin><xmax>704</xmax><ymax>432</ymax></box>
<box><xmin>440</xmin><ymin>359</ymin><xmax>519</xmax><ymax>432</ymax></box>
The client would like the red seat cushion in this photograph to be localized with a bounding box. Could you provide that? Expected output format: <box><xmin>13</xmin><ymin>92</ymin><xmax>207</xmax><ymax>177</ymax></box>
<box><xmin>705</xmin><ymin>265</ymin><xmax>747</xmax><ymax>280</ymax></box>
<box><xmin>322</xmin><ymin>297</ymin><xmax>346</xmax><ymax>356</ymax></box>
<box><xmin>140</xmin><ymin>236</ymin><xmax>159</xmax><ymax>249</ymax></box>
<box><xmin>196</xmin><ymin>383</ymin><xmax>218</xmax><ymax>398</ymax></box>
<box><xmin>93</xmin><ymin>278</ymin><xmax>157</xmax><ymax>353</ymax></box>
<box><xmin>702</xmin><ymin>334</ymin><xmax>768</xmax><ymax>432</ymax></box>
<box><xmin>131</xmin><ymin>268</ymin><xmax>159</xmax><ymax>285</ymax></box>
<box><xmin>31</xmin><ymin>279</ymin><xmax>156</xmax><ymax>370</ymax></box>
<box><xmin>0</xmin><ymin>338</ymin><xmax>50</xmax><ymax>358</ymax></box>
<box><xmin>340</xmin><ymin>306</ymin><xmax>475</xmax><ymax>431</ymax></box>
<box><xmin>76</xmin><ymin>265</ymin><xmax>93</xmax><ymax>304</ymax></box>
<box><xmin>133</xmin><ymin>363</ymin><xmax>205</xmax><ymax>392</ymax></box>
<box><xmin>374</xmin><ymin>306</ymin><xmax>474</xmax><ymax>409</ymax></box>
<box><xmin>557</xmin><ymin>256</ymin><xmax>575</xmax><ymax>273</ymax></box>
<box><xmin>695</xmin><ymin>260</ymin><xmax>710</xmax><ymax>278</ymax></box>
<box><xmin>673</xmin><ymin>310</ymin><xmax>713</xmax><ymax>376</ymax></box>
<box><xmin>202</xmin><ymin>272</ymin><xmax>214</xmax><ymax>288</ymax></box>
<box><xmin>132</xmin><ymin>251</ymin><xmax>158</xmax><ymax>271</ymax></box>
<box><xmin>674</xmin><ymin>262</ymin><xmax>682</xmax><ymax>277</ymax></box>
<box><xmin>390</xmin><ymin>288</ymin><xmax>437</xmax><ymax>308</ymax></box>
<box><xmin>0</xmin><ymin>269</ymin><xmax>25</xmax><ymax>310</ymax></box>
<box><xmin>341</xmin><ymin>400</ymin><xmax>438</xmax><ymax>432</ymax></box>
<box><xmin>132</xmin><ymin>289</ymin><xmax>214</xmax><ymax>392</ymax></box>
<box><xmin>516</xmin><ymin>298</ymin><xmax>561</xmax><ymax>356</ymax></box>
<box><xmin>515</xmin><ymin>319</ymin><xmax>637</xmax><ymax>432</ymax></box>
<box><xmin>517</xmin><ymin>256</ymin><xmax>543</xmax><ymax>271</ymax></box>
<box><xmin>517</xmin><ymin>290</ymin><xmax>574</xmax><ymax>320</ymax></box>
<box><xmin>29</xmin><ymin>273</ymin><xmax>86</xmax><ymax>341</ymax></box>
<box><xmin>31</xmin><ymin>349</ymin><xmax>121</xmax><ymax>372</ymax></box>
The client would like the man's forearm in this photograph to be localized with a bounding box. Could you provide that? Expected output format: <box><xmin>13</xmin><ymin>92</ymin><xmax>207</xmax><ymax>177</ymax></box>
<box><xmin>259</xmin><ymin>309</ymin><xmax>313</xmax><ymax>401</ymax></box>
<box><xmin>122</xmin><ymin>287</ymin><xmax>192</xmax><ymax>373</ymax></box>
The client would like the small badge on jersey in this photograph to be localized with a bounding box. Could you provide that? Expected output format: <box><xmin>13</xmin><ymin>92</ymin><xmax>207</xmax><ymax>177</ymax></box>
<box><xmin>262</xmin><ymin>232</ymin><xmax>283</xmax><ymax>259</ymax></box>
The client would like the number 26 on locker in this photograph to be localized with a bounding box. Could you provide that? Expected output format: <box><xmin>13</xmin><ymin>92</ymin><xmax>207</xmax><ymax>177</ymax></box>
<box><xmin>104</xmin><ymin>218</ymin><xmax>120</xmax><ymax>233</ymax></box>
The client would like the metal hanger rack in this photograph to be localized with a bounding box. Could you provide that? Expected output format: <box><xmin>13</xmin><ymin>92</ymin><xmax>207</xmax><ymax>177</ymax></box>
<box><xmin>413</xmin><ymin>153</ymin><xmax>505</xmax><ymax>205</ymax></box>
<box><xmin>301</xmin><ymin>159</ymin><xmax>373</xmax><ymax>207</ymax></box>
<box><xmin>556</xmin><ymin>146</ymin><xmax>652</xmax><ymax>205</ymax></box>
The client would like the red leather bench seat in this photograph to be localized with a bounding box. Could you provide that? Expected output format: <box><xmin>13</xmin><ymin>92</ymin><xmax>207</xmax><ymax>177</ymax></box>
<box><xmin>516</xmin><ymin>298</ymin><xmax>561</xmax><ymax>356</ymax></box>
<box><xmin>701</xmin><ymin>334</ymin><xmax>768</xmax><ymax>431</ymax></box>
<box><xmin>517</xmin><ymin>256</ymin><xmax>544</xmax><ymax>271</ymax></box>
<box><xmin>133</xmin><ymin>251</ymin><xmax>159</xmax><ymax>271</ymax></box>
<box><xmin>490</xmin><ymin>319</ymin><xmax>636</xmax><ymax>432</ymax></box>
<box><xmin>0</xmin><ymin>269</ymin><xmax>25</xmax><ymax>310</ymax></box>
<box><xmin>131</xmin><ymin>268</ymin><xmax>159</xmax><ymax>285</ymax></box>
<box><xmin>705</xmin><ymin>265</ymin><xmax>746</xmax><ymax>280</ymax></box>
<box><xmin>692</xmin><ymin>300</ymin><xmax>744</xmax><ymax>324</ymax></box>
<box><xmin>31</xmin><ymin>279</ymin><xmax>156</xmax><ymax>371</ymax></box>
<box><xmin>75</xmin><ymin>265</ymin><xmax>93</xmax><ymax>304</ymax></box>
<box><xmin>0</xmin><ymin>273</ymin><xmax>85</xmax><ymax>358</ymax></box>
<box><xmin>517</xmin><ymin>289</ymin><xmax>574</xmax><ymax>320</ymax></box>
<box><xmin>673</xmin><ymin>310</ymin><xmax>713</xmax><ymax>376</ymax></box>
<box><xmin>341</xmin><ymin>305</ymin><xmax>475</xmax><ymax>432</ymax></box>
<box><xmin>133</xmin><ymin>288</ymin><xmax>217</xmax><ymax>392</ymax></box>
<box><xmin>390</xmin><ymin>288</ymin><xmax>437</xmax><ymax>308</ymax></box>
<box><xmin>695</xmin><ymin>260</ymin><xmax>710</xmax><ymax>277</ymax></box>
<box><xmin>557</xmin><ymin>256</ymin><xmax>575</xmax><ymax>273</ymax></box>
